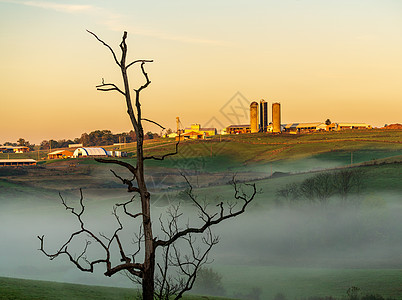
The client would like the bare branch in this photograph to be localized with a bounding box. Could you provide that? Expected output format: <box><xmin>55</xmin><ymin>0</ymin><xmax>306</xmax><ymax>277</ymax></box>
<box><xmin>96</xmin><ymin>78</ymin><xmax>125</xmax><ymax>95</ymax></box>
<box><xmin>156</xmin><ymin>177</ymin><xmax>257</xmax><ymax>248</ymax></box>
<box><xmin>95</xmin><ymin>158</ymin><xmax>137</xmax><ymax>173</ymax></box>
<box><xmin>127</xmin><ymin>59</ymin><xmax>153</xmax><ymax>69</ymax></box>
<box><xmin>134</xmin><ymin>61</ymin><xmax>152</xmax><ymax>93</ymax></box>
<box><xmin>141</xmin><ymin>118</ymin><xmax>166</xmax><ymax>130</ymax></box>
<box><xmin>87</xmin><ymin>30</ymin><xmax>121</xmax><ymax>67</ymax></box>
<box><xmin>38</xmin><ymin>189</ymin><xmax>145</xmax><ymax>280</ymax></box>
<box><xmin>143</xmin><ymin>140</ymin><xmax>180</xmax><ymax>161</ymax></box>
<box><xmin>109</xmin><ymin>169</ymin><xmax>141</xmax><ymax>194</ymax></box>
<box><xmin>115</xmin><ymin>196</ymin><xmax>143</xmax><ymax>219</ymax></box>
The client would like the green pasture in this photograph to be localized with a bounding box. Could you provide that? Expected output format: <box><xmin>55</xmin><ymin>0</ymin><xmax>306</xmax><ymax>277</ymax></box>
<box><xmin>1</xmin><ymin>266</ymin><xmax>401</xmax><ymax>300</ymax></box>
<box><xmin>215</xmin><ymin>265</ymin><xmax>402</xmax><ymax>299</ymax></box>
<box><xmin>0</xmin><ymin>277</ymin><xmax>234</xmax><ymax>300</ymax></box>
<box><xmin>1</xmin><ymin>130</ymin><xmax>401</xmax><ymax>170</ymax></box>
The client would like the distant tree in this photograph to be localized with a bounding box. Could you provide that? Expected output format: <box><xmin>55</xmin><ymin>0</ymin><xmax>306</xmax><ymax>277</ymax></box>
<box><xmin>3</xmin><ymin>142</ymin><xmax>17</xmax><ymax>146</ymax></box>
<box><xmin>192</xmin><ymin>267</ymin><xmax>225</xmax><ymax>296</ymax></box>
<box><xmin>145</xmin><ymin>131</ymin><xmax>154</xmax><ymax>139</ymax></box>
<box><xmin>347</xmin><ymin>286</ymin><xmax>361</xmax><ymax>300</ymax></box>
<box><xmin>325</xmin><ymin>119</ymin><xmax>331</xmax><ymax>125</ymax></box>
<box><xmin>276</xmin><ymin>183</ymin><xmax>300</xmax><ymax>205</ymax></box>
<box><xmin>166</xmin><ymin>128</ymin><xmax>173</xmax><ymax>135</ymax></box>
<box><xmin>17</xmin><ymin>138</ymin><xmax>27</xmax><ymax>146</ymax></box>
<box><xmin>299</xmin><ymin>177</ymin><xmax>316</xmax><ymax>202</ymax></box>
<box><xmin>333</xmin><ymin>169</ymin><xmax>364</xmax><ymax>202</ymax></box>
<box><xmin>40</xmin><ymin>140</ymin><xmax>50</xmax><ymax>150</ymax></box>
<box><xmin>276</xmin><ymin>169</ymin><xmax>363</xmax><ymax>205</ymax></box>
<box><xmin>311</xmin><ymin>172</ymin><xmax>335</xmax><ymax>204</ymax></box>
<box><xmin>48</xmin><ymin>139</ymin><xmax>57</xmax><ymax>150</ymax></box>
<box><xmin>80</xmin><ymin>132</ymin><xmax>90</xmax><ymax>146</ymax></box>
<box><xmin>16</xmin><ymin>138</ymin><xmax>34</xmax><ymax>150</ymax></box>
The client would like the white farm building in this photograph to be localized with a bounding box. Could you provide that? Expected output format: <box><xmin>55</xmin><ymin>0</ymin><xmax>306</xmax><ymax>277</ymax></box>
<box><xmin>73</xmin><ymin>147</ymin><xmax>108</xmax><ymax>158</ymax></box>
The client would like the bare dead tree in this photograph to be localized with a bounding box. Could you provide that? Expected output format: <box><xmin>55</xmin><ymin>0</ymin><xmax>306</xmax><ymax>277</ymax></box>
<box><xmin>38</xmin><ymin>31</ymin><xmax>257</xmax><ymax>299</ymax></box>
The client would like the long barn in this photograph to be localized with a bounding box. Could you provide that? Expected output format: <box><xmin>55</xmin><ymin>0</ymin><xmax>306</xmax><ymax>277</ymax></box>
<box><xmin>0</xmin><ymin>159</ymin><xmax>37</xmax><ymax>167</ymax></box>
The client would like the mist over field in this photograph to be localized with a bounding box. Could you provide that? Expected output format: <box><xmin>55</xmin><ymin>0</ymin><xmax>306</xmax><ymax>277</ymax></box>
<box><xmin>1</xmin><ymin>158</ymin><xmax>401</xmax><ymax>299</ymax></box>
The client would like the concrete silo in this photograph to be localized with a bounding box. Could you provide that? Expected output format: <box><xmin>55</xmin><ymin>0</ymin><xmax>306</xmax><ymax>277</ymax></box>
<box><xmin>250</xmin><ymin>102</ymin><xmax>259</xmax><ymax>133</ymax></box>
<box><xmin>272</xmin><ymin>102</ymin><xmax>281</xmax><ymax>133</ymax></box>
<box><xmin>259</xmin><ymin>99</ymin><xmax>268</xmax><ymax>132</ymax></box>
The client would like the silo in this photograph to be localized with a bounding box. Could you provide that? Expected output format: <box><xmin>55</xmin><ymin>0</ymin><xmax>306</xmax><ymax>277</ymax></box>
<box><xmin>272</xmin><ymin>102</ymin><xmax>281</xmax><ymax>133</ymax></box>
<box><xmin>250</xmin><ymin>102</ymin><xmax>259</xmax><ymax>133</ymax></box>
<box><xmin>259</xmin><ymin>99</ymin><xmax>268</xmax><ymax>132</ymax></box>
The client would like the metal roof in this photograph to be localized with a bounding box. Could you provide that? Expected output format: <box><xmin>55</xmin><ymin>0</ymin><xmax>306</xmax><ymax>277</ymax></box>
<box><xmin>0</xmin><ymin>159</ymin><xmax>36</xmax><ymax>163</ymax></box>
<box><xmin>226</xmin><ymin>124</ymin><xmax>250</xmax><ymax>128</ymax></box>
<box><xmin>73</xmin><ymin>147</ymin><xmax>108</xmax><ymax>156</ymax></box>
<box><xmin>283</xmin><ymin>122</ymin><xmax>324</xmax><ymax>128</ymax></box>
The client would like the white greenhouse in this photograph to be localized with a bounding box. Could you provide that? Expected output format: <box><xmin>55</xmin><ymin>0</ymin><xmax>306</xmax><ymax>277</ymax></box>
<box><xmin>72</xmin><ymin>147</ymin><xmax>108</xmax><ymax>158</ymax></box>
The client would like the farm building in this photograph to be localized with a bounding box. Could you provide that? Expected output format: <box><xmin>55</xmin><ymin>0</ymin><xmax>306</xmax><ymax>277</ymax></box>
<box><xmin>73</xmin><ymin>147</ymin><xmax>108</xmax><ymax>158</ymax></box>
<box><xmin>175</xmin><ymin>131</ymin><xmax>203</xmax><ymax>141</ymax></box>
<box><xmin>0</xmin><ymin>146</ymin><xmax>30</xmax><ymax>153</ymax></box>
<box><xmin>184</xmin><ymin>124</ymin><xmax>217</xmax><ymax>137</ymax></box>
<box><xmin>282</xmin><ymin>122</ymin><xmax>327</xmax><ymax>133</ymax></box>
<box><xmin>226</xmin><ymin>124</ymin><xmax>251</xmax><ymax>134</ymax></box>
<box><xmin>336</xmin><ymin>123</ymin><xmax>372</xmax><ymax>130</ymax></box>
<box><xmin>47</xmin><ymin>150</ymin><xmax>73</xmax><ymax>159</ymax></box>
<box><xmin>0</xmin><ymin>159</ymin><xmax>36</xmax><ymax>167</ymax></box>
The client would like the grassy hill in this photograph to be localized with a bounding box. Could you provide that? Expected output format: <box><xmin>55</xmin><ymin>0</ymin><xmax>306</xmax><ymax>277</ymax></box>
<box><xmin>0</xmin><ymin>277</ymin><xmax>234</xmax><ymax>300</ymax></box>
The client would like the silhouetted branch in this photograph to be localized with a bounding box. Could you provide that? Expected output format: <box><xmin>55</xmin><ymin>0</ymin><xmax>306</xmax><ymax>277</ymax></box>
<box><xmin>96</xmin><ymin>78</ymin><xmax>125</xmax><ymax>95</ymax></box>
<box><xmin>155</xmin><ymin>176</ymin><xmax>257</xmax><ymax>248</ymax></box>
<box><xmin>155</xmin><ymin>206</ymin><xmax>218</xmax><ymax>299</ymax></box>
<box><xmin>127</xmin><ymin>59</ymin><xmax>153</xmax><ymax>69</ymax></box>
<box><xmin>135</xmin><ymin>61</ymin><xmax>152</xmax><ymax>93</ymax></box>
<box><xmin>115</xmin><ymin>196</ymin><xmax>143</xmax><ymax>219</ymax></box>
<box><xmin>109</xmin><ymin>169</ymin><xmax>140</xmax><ymax>194</ymax></box>
<box><xmin>141</xmin><ymin>118</ymin><xmax>166</xmax><ymax>130</ymax></box>
<box><xmin>143</xmin><ymin>140</ymin><xmax>180</xmax><ymax>161</ymax></box>
<box><xmin>174</xmin><ymin>229</ymin><xmax>218</xmax><ymax>299</ymax></box>
<box><xmin>87</xmin><ymin>30</ymin><xmax>121</xmax><ymax>67</ymax></box>
<box><xmin>95</xmin><ymin>158</ymin><xmax>137</xmax><ymax>173</ymax></box>
<box><xmin>38</xmin><ymin>189</ymin><xmax>145</xmax><ymax>278</ymax></box>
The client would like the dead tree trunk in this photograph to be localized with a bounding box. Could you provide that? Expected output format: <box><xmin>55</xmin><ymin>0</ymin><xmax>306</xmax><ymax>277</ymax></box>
<box><xmin>88</xmin><ymin>30</ymin><xmax>157</xmax><ymax>299</ymax></box>
<box><xmin>38</xmin><ymin>30</ymin><xmax>257</xmax><ymax>300</ymax></box>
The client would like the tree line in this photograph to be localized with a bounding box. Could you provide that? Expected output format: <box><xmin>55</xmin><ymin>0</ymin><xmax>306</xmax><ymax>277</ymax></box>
<box><xmin>276</xmin><ymin>168</ymin><xmax>364</xmax><ymax>205</ymax></box>
<box><xmin>2</xmin><ymin>130</ymin><xmax>159</xmax><ymax>150</ymax></box>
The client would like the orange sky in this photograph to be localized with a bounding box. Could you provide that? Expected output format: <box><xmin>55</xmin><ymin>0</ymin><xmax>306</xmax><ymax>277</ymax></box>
<box><xmin>1</xmin><ymin>0</ymin><xmax>401</xmax><ymax>144</ymax></box>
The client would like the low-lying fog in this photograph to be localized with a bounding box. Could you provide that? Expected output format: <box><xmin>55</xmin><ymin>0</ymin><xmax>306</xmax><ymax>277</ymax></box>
<box><xmin>1</xmin><ymin>193</ymin><xmax>401</xmax><ymax>286</ymax></box>
<box><xmin>0</xmin><ymin>161</ymin><xmax>401</xmax><ymax>298</ymax></box>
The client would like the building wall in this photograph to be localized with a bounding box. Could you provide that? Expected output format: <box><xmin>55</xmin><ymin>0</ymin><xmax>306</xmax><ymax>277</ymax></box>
<box><xmin>226</xmin><ymin>125</ymin><xmax>251</xmax><ymax>134</ymax></box>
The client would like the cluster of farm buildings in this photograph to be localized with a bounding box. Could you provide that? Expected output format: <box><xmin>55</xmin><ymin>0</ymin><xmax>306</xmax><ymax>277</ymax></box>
<box><xmin>0</xmin><ymin>146</ymin><xmax>126</xmax><ymax>167</ymax></box>
<box><xmin>165</xmin><ymin>100</ymin><xmax>372</xmax><ymax>140</ymax></box>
